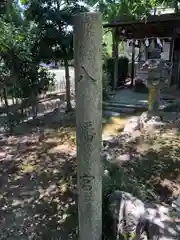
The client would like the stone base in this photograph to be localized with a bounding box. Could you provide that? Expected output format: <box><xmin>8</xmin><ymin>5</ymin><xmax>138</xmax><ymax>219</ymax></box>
<box><xmin>139</xmin><ymin>111</ymin><xmax>165</xmax><ymax>131</ymax></box>
<box><xmin>123</xmin><ymin>116</ymin><xmax>140</xmax><ymax>133</ymax></box>
<box><xmin>108</xmin><ymin>191</ymin><xmax>180</xmax><ymax>240</ymax></box>
<box><xmin>102</xmin><ymin>111</ymin><xmax>180</xmax><ymax>239</ymax></box>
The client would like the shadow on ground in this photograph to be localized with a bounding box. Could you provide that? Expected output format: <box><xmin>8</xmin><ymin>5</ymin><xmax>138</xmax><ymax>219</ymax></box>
<box><xmin>103</xmin><ymin>131</ymin><xmax>180</xmax><ymax>203</ymax></box>
<box><xmin>1</xmin><ymin>106</ymin><xmax>180</xmax><ymax>239</ymax></box>
<box><xmin>102</xmin><ymin>131</ymin><xmax>180</xmax><ymax>239</ymax></box>
<box><xmin>0</xmin><ymin>108</ymin><xmax>133</xmax><ymax>240</ymax></box>
<box><xmin>0</xmin><ymin>93</ymin><xmax>74</xmax><ymax>134</ymax></box>
<box><xmin>0</xmin><ymin>111</ymin><xmax>77</xmax><ymax>240</ymax></box>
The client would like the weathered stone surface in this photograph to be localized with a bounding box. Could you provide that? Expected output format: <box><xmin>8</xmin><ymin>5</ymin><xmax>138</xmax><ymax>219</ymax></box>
<box><xmin>145</xmin><ymin>119</ymin><xmax>165</xmax><ymax>130</ymax></box>
<box><xmin>109</xmin><ymin>190</ymin><xmax>180</xmax><ymax>240</ymax></box>
<box><xmin>74</xmin><ymin>12</ymin><xmax>102</xmax><ymax>240</ymax></box>
<box><xmin>102</xmin><ymin>116</ymin><xmax>143</xmax><ymax>164</ymax></box>
<box><xmin>172</xmin><ymin>196</ymin><xmax>180</xmax><ymax>215</ymax></box>
<box><xmin>141</xmin><ymin>58</ymin><xmax>172</xmax><ymax>115</ymax></box>
<box><xmin>123</xmin><ymin>116</ymin><xmax>140</xmax><ymax>133</ymax></box>
<box><xmin>139</xmin><ymin>111</ymin><xmax>165</xmax><ymax>131</ymax></box>
<box><xmin>115</xmin><ymin>153</ymin><xmax>131</xmax><ymax>162</ymax></box>
<box><xmin>140</xmin><ymin>111</ymin><xmax>151</xmax><ymax>123</ymax></box>
<box><xmin>146</xmin><ymin>204</ymin><xmax>180</xmax><ymax>239</ymax></box>
<box><xmin>141</xmin><ymin>59</ymin><xmax>171</xmax><ymax>88</ymax></box>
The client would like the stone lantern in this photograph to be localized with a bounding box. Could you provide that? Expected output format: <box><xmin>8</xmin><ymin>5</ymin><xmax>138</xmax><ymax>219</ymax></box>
<box><xmin>141</xmin><ymin>50</ymin><xmax>171</xmax><ymax>116</ymax></box>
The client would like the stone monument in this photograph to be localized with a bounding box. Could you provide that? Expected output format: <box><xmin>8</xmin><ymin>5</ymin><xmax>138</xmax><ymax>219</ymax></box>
<box><xmin>141</xmin><ymin>49</ymin><xmax>171</xmax><ymax>116</ymax></box>
<box><xmin>74</xmin><ymin>13</ymin><xmax>103</xmax><ymax>240</ymax></box>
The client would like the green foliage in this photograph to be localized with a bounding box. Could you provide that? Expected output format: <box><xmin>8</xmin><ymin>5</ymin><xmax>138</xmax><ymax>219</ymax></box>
<box><xmin>14</xmin><ymin>64</ymin><xmax>55</xmax><ymax>99</ymax></box>
<box><xmin>84</xmin><ymin>0</ymin><xmax>180</xmax><ymax>24</ymax></box>
<box><xmin>0</xmin><ymin>1</ymin><xmax>55</xmax><ymax>132</ymax></box>
<box><xmin>20</xmin><ymin>0</ymin><xmax>89</xmax><ymax>113</ymax></box>
<box><xmin>102</xmin><ymin>42</ymin><xmax>110</xmax><ymax>60</ymax></box>
<box><xmin>21</xmin><ymin>0</ymin><xmax>88</xmax><ymax>64</ymax></box>
<box><xmin>83</xmin><ymin>0</ymin><xmax>156</xmax><ymax>22</ymax></box>
<box><xmin>0</xmin><ymin>16</ymin><xmax>54</xmax><ymax>96</ymax></box>
<box><xmin>102</xmin><ymin>70</ymin><xmax>111</xmax><ymax>100</ymax></box>
<box><xmin>104</xmin><ymin>57</ymin><xmax>129</xmax><ymax>88</ymax></box>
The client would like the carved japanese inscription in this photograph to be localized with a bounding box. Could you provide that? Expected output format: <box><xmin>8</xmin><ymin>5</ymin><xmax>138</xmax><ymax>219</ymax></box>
<box><xmin>79</xmin><ymin>121</ymin><xmax>96</xmax><ymax>143</ymax></box>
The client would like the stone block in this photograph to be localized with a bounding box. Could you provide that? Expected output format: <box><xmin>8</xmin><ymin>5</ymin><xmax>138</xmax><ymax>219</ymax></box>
<box><xmin>108</xmin><ymin>191</ymin><xmax>180</xmax><ymax>240</ymax></box>
<box><xmin>123</xmin><ymin>116</ymin><xmax>140</xmax><ymax>133</ymax></box>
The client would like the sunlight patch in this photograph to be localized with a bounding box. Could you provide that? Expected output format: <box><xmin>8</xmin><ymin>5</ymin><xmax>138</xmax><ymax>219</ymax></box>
<box><xmin>20</xmin><ymin>163</ymin><xmax>36</xmax><ymax>173</ymax></box>
<box><xmin>48</xmin><ymin>143</ymin><xmax>76</xmax><ymax>155</ymax></box>
<box><xmin>59</xmin><ymin>183</ymin><xmax>68</xmax><ymax>193</ymax></box>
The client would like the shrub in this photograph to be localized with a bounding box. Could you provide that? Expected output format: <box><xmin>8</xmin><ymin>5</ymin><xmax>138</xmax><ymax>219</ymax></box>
<box><xmin>104</xmin><ymin>57</ymin><xmax>129</xmax><ymax>88</ymax></box>
<box><xmin>103</xmin><ymin>70</ymin><xmax>111</xmax><ymax>101</ymax></box>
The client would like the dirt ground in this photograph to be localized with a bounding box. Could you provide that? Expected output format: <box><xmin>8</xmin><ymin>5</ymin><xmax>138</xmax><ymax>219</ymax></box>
<box><xmin>103</xmin><ymin>125</ymin><xmax>180</xmax><ymax>204</ymax></box>
<box><xmin>0</xmin><ymin>111</ymin><xmax>77</xmax><ymax>240</ymax></box>
<box><xmin>0</xmin><ymin>110</ymin><xmax>180</xmax><ymax>239</ymax></box>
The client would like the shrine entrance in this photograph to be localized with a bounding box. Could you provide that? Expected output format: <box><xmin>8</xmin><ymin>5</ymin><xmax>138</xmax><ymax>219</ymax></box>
<box><xmin>103</xmin><ymin>13</ymin><xmax>180</xmax><ymax>90</ymax></box>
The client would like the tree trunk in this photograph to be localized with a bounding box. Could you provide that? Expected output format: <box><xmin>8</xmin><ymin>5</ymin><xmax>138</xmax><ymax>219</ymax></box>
<box><xmin>131</xmin><ymin>40</ymin><xmax>135</xmax><ymax>87</ymax></box>
<box><xmin>3</xmin><ymin>87</ymin><xmax>13</xmax><ymax>133</ymax></box>
<box><xmin>31</xmin><ymin>94</ymin><xmax>38</xmax><ymax>120</ymax></box>
<box><xmin>112</xmin><ymin>29</ymin><xmax>118</xmax><ymax>90</ymax></box>
<box><xmin>64</xmin><ymin>58</ymin><xmax>72</xmax><ymax>112</ymax></box>
<box><xmin>174</xmin><ymin>0</ymin><xmax>178</xmax><ymax>13</ymax></box>
<box><xmin>74</xmin><ymin>12</ymin><xmax>102</xmax><ymax>240</ymax></box>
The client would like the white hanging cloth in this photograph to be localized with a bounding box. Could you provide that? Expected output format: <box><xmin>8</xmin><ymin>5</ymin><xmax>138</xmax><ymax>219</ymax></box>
<box><xmin>127</xmin><ymin>39</ymin><xmax>133</xmax><ymax>47</ymax></box>
<box><xmin>156</xmin><ymin>37</ymin><xmax>163</xmax><ymax>48</ymax></box>
<box><xmin>145</xmin><ymin>38</ymin><xmax>149</xmax><ymax>47</ymax></box>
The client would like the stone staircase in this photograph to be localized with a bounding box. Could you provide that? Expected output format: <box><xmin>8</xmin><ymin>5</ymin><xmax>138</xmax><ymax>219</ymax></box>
<box><xmin>103</xmin><ymin>88</ymin><xmax>180</xmax><ymax>117</ymax></box>
<box><xmin>103</xmin><ymin>101</ymin><xmax>147</xmax><ymax>116</ymax></box>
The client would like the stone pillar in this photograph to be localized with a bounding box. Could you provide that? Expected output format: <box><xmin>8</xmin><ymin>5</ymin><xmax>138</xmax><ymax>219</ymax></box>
<box><xmin>141</xmin><ymin>58</ymin><xmax>163</xmax><ymax>116</ymax></box>
<box><xmin>73</xmin><ymin>13</ymin><xmax>102</xmax><ymax>240</ymax></box>
<box><xmin>148</xmin><ymin>86</ymin><xmax>160</xmax><ymax>115</ymax></box>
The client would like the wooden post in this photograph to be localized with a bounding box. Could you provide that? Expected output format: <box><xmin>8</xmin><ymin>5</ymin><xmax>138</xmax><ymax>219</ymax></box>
<box><xmin>112</xmin><ymin>28</ymin><xmax>119</xmax><ymax>90</ymax></box>
<box><xmin>169</xmin><ymin>36</ymin><xmax>175</xmax><ymax>87</ymax></box>
<box><xmin>73</xmin><ymin>13</ymin><xmax>102</xmax><ymax>240</ymax></box>
<box><xmin>131</xmin><ymin>39</ymin><xmax>135</xmax><ymax>87</ymax></box>
<box><xmin>177</xmin><ymin>52</ymin><xmax>180</xmax><ymax>88</ymax></box>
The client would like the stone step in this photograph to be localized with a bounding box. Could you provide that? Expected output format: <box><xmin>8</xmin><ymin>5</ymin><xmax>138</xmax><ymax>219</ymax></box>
<box><xmin>103</xmin><ymin>105</ymin><xmax>136</xmax><ymax>114</ymax></box>
<box><xmin>103</xmin><ymin>101</ymin><xmax>148</xmax><ymax>110</ymax></box>
<box><xmin>103</xmin><ymin>111</ymin><xmax>122</xmax><ymax>117</ymax></box>
<box><xmin>103</xmin><ymin>102</ymin><xmax>147</xmax><ymax>114</ymax></box>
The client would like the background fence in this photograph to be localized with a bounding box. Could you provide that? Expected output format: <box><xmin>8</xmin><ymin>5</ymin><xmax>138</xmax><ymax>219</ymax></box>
<box><xmin>0</xmin><ymin>67</ymin><xmax>76</xmax><ymax>125</ymax></box>
<box><xmin>48</xmin><ymin>67</ymin><xmax>75</xmax><ymax>94</ymax></box>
